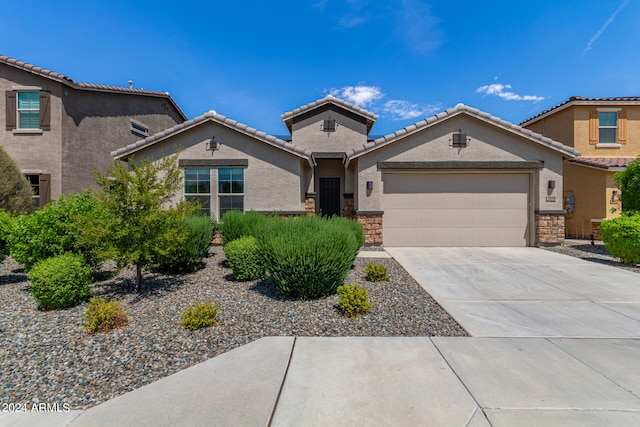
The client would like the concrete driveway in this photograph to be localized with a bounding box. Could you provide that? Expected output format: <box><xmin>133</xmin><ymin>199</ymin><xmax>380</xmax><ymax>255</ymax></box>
<box><xmin>385</xmin><ymin>247</ymin><xmax>640</xmax><ymax>338</ymax></box>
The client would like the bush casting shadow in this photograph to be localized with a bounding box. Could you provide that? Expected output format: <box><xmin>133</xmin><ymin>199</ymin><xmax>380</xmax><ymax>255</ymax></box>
<box><xmin>248</xmin><ymin>278</ymin><xmax>299</xmax><ymax>302</ymax></box>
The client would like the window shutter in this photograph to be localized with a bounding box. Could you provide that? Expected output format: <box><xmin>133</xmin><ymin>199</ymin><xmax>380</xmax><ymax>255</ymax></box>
<box><xmin>39</xmin><ymin>91</ymin><xmax>50</xmax><ymax>131</ymax></box>
<box><xmin>618</xmin><ymin>110</ymin><xmax>627</xmax><ymax>144</ymax></box>
<box><xmin>6</xmin><ymin>91</ymin><xmax>16</xmax><ymax>130</ymax></box>
<box><xmin>589</xmin><ymin>110</ymin><xmax>598</xmax><ymax>145</ymax></box>
<box><xmin>39</xmin><ymin>174</ymin><xmax>51</xmax><ymax>207</ymax></box>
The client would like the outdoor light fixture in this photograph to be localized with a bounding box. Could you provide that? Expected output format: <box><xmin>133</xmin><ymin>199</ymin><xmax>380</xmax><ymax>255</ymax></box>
<box><xmin>366</xmin><ymin>181</ymin><xmax>373</xmax><ymax>190</ymax></box>
<box><xmin>547</xmin><ymin>180</ymin><xmax>556</xmax><ymax>191</ymax></box>
<box><xmin>611</xmin><ymin>190</ymin><xmax>620</xmax><ymax>204</ymax></box>
<box><xmin>206</xmin><ymin>136</ymin><xmax>221</xmax><ymax>152</ymax></box>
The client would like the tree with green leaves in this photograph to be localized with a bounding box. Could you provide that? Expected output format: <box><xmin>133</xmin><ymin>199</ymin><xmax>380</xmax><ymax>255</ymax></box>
<box><xmin>0</xmin><ymin>146</ymin><xmax>34</xmax><ymax>215</ymax></box>
<box><xmin>84</xmin><ymin>155</ymin><xmax>196</xmax><ymax>291</ymax></box>
<box><xmin>615</xmin><ymin>156</ymin><xmax>640</xmax><ymax>213</ymax></box>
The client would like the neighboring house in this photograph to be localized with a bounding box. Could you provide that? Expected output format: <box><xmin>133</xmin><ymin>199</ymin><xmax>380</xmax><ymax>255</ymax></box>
<box><xmin>113</xmin><ymin>95</ymin><xmax>579</xmax><ymax>247</ymax></box>
<box><xmin>0</xmin><ymin>55</ymin><xmax>186</xmax><ymax>208</ymax></box>
<box><xmin>520</xmin><ymin>97</ymin><xmax>640</xmax><ymax>239</ymax></box>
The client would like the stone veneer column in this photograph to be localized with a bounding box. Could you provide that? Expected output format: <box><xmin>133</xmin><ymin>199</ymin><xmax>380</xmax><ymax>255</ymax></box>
<box><xmin>356</xmin><ymin>212</ymin><xmax>383</xmax><ymax>245</ymax></box>
<box><xmin>305</xmin><ymin>192</ymin><xmax>316</xmax><ymax>215</ymax></box>
<box><xmin>535</xmin><ymin>211</ymin><xmax>565</xmax><ymax>246</ymax></box>
<box><xmin>343</xmin><ymin>193</ymin><xmax>354</xmax><ymax>218</ymax></box>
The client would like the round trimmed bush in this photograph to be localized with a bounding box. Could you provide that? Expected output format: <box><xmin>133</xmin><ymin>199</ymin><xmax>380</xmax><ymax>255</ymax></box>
<box><xmin>224</xmin><ymin>236</ymin><xmax>264</xmax><ymax>281</ymax></box>
<box><xmin>29</xmin><ymin>253</ymin><xmax>93</xmax><ymax>309</ymax></box>
<box><xmin>256</xmin><ymin>215</ymin><xmax>360</xmax><ymax>299</ymax></box>
<box><xmin>601</xmin><ymin>214</ymin><xmax>640</xmax><ymax>265</ymax></box>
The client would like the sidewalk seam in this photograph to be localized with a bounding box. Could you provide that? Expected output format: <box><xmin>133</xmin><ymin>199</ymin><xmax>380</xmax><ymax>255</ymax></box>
<box><xmin>267</xmin><ymin>336</ymin><xmax>297</xmax><ymax>427</ymax></box>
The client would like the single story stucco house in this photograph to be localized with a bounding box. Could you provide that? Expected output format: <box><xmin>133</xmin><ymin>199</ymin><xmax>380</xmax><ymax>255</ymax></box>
<box><xmin>112</xmin><ymin>95</ymin><xmax>580</xmax><ymax>247</ymax></box>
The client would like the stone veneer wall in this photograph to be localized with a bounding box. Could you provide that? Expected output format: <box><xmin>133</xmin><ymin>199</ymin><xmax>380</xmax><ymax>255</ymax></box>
<box><xmin>535</xmin><ymin>213</ymin><xmax>565</xmax><ymax>245</ymax></box>
<box><xmin>343</xmin><ymin>194</ymin><xmax>354</xmax><ymax>218</ymax></box>
<box><xmin>356</xmin><ymin>214</ymin><xmax>383</xmax><ymax>245</ymax></box>
<box><xmin>305</xmin><ymin>193</ymin><xmax>316</xmax><ymax>215</ymax></box>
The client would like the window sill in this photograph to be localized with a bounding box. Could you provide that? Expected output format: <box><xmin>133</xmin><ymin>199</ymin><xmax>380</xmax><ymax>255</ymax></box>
<box><xmin>13</xmin><ymin>128</ymin><xmax>43</xmax><ymax>135</ymax></box>
<box><xmin>596</xmin><ymin>143</ymin><xmax>621</xmax><ymax>148</ymax></box>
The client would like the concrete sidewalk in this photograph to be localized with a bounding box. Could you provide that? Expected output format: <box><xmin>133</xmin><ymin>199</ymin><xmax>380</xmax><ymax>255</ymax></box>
<box><xmin>4</xmin><ymin>336</ymin><xmax>640</xmax><ymax>427</ymax></box>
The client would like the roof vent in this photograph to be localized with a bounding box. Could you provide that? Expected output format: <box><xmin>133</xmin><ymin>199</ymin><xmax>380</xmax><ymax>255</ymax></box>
<box><xmin>450</xmin><ymin>129</ymin><xmax>469</xmax><ymax>148</ymax></box>
<box><xmin>322</xmin><ymin>118</ymin><xmax>336</xmax><ymax>133</ymax></box>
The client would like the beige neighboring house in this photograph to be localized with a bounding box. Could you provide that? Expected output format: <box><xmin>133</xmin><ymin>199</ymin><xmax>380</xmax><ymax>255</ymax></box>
<box><xmin>113</xmin><ymin>95</ymin><xmax>579</xmax><ymax>246</ymax></box>
<box><xmin>1</xmin><ymin>55</ymin><xmax>186</xmax><ymax>208</ymax></box>
<box><xmin>521</xmin><ymin>97</ymin><xmax>640</xmax><ymax>239</ymax></box>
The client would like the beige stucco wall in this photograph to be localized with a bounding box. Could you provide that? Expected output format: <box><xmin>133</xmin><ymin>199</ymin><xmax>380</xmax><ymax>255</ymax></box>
<box><xmin>0</xmin><ymin>63</ymin><xmax>64</xmax><ymax>199</ymax></box>
<box><xmin>525</xmin><ymin>107</ymin><xmax>575</xmax><ymax>148</ymax></box>
<box><xmin>131</xmin><ymin>120</ymin><xmax>305</xmax><ymax>220</ymax></box>
<box><xmin>291</xmin><ymin>108</ymin><xmax>368</xmax><ymax>153</ymax></box>
<box><xmin>355</xmin><ymin>114</ymin><xmax>565</xmax><ymax>214</ymax></box>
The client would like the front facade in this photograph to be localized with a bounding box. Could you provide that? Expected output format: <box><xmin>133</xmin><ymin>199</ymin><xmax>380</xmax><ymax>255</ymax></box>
<box><xmin>521</xmin><ymin>97</ymin><xmax>640</xmax><ymax>238</ymax></box>
<box><xmin>0</xmin><ymin>55</ymin><xmax>186</xmax><ymax>207</ymax></box>
<box><xmin>114</xmin><ymin>96</ymin><xmax>579</xmax><ymax>247</ymax></box>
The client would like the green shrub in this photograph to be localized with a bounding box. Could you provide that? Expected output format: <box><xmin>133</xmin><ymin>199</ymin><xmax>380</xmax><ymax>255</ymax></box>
<box><xmin>615</xmin><ymin>157</ymin><xmax>640</xmax><ymax>213</ymax></box>
<box><xmin>9</xmin><ymin>191</ymin><xmax>107</xmax><ymax>270</ymax></box>
<box><xmin>256</xmin><ymin>215</ymin><xmax>360</xmax><ymax>299</ymax></box>
<box><xmin>181</xmin><ymin>300</ymin><xmax>220</xmax><ymax>330</ymax></box>
<box><xmin>158</xmin><ymin>214</ymin><xmax>214</xmax><ymax>273</ymax></box>
<box><xmin>0</xmin><ymin>210</ymin><xmax>13</xmax><ymax>263</ymax></box>
<box><xmin>365</xmin><ymin>262</ymin><xmax>389</xmax><ymax>282</ymax></box>
<box><xmin>28</xmin><ymin>253</ymin><xmax>93</xmax><ymax>309</ymax></box>
<box><xmin>0</xmin><ymin>146</ymin><xmax>34</xmax><ymax>215</ymax></box>
<box><xmin>337</xmin><ymin>283</ymin><xmax>372</xmax><ymax>318</ymax></box>
<box><xmin>220</xmin><ymin>210</ymin><xmax>267</xmax><ymax>245</ymax></box>
<box><xmin>224</xmin><ymin>236</ymin><xmax>264</xmax><ymax>281</ymax></box>
<box><xmin>83</xmin><ymin>298</ymin><xmax>128</xmax><ymax>333</ymax></box>
<box><xmin>601</xmin><ymin>214</ymin><xmax>640</xmax><ymax>265</ymax></box>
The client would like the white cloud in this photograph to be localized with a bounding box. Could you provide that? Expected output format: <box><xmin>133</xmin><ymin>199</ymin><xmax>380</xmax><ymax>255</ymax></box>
<box><xmin>329</xmin><ymin>85</ymin><xmax>384</xmax><ymax>107</ymax></box>
<box><xmin>475</xmin><ymin>84</ymin><xmax>544</xmax><ymax>102</ymax></box>
<box><xmin>325</xmin><ymin>85</ymin><xmax>441</xmax><ymax>121</ymax></box>
<box><xmin>583</xmin><ymin>0</ymin><xmax>629</xmax><ymax>55</ymax></box>
<box><xmin>383</xmin><ymin>100</ymin><xmax>441</xmax><ymax>120</ymax></box>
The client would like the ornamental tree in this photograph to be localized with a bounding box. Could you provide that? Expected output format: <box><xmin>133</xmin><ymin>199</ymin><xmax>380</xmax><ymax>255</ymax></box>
<box><xmin>0</xmin><ymin>146</ymin><xmax>34</xmax><ymax>215</ymax></box>
<box><xmin>84</xmin><ymin>155</ymin><xmax>196</xmax><ymax>291</ymax></box>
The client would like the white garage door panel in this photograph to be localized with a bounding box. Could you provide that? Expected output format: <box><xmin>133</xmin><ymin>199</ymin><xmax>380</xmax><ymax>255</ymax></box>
<box><xmin>383</xmin><ymin>173</ymin><xmax>529</xmax><ymax>247</ymax></box>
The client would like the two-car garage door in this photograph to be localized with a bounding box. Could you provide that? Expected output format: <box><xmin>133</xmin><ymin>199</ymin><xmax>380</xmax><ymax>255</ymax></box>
<box><xmin>382</xmin><ymin>172</ymin><xmax>530</xmax><ymax>247</ymax></box>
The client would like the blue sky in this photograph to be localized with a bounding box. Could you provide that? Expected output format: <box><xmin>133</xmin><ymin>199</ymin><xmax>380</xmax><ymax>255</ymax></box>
<box><xmin>2</xmin><ymin>0</ymin><xmax>638</xmax><ymax>136</ymax></box>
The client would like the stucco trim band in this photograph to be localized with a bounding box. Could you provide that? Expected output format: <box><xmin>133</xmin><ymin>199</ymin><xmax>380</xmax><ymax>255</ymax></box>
<box><xmin>377</xmin><ymin>161</ymin><xmax>544</xmax><ymax>170</ymax></box>
<box><xmin>178</xmin><ymin>159</ymin><xmax>249</xmax><ymax>167</ymax></box>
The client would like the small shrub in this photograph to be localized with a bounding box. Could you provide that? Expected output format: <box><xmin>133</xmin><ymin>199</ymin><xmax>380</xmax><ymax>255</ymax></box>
<box><xmin>601</xmin><ymin>214</ymin><xmax>640</xmax><ymax>265</ymax></box>
<box><xmin>9</xmin><ymin>191</ymin><xmax>107</xmax><ymax>270</ymax></box>
<box><xmin>0</xmin><ymin>210</ymin><xmax>13</xmax><ymax>263</ymax></box>
<box><xmin>365</xmin><ymin>262</ymin><xmax>389</xmax><ymax>282</ymax></box>
<box><xmin>83</xmin><ymin>298</ymin><xmax>128</xmax><ymax>333</ymax></box>
<box><xmin>29</xmin><ymin>253</ymin><xmax>93</xmax><ymax>309</ymax></box>
<box><xmin>256</xmin><ymin>215</ymin><xmax>360</xmax><ymax>299</ymax></box>
<box><xmin>181</xmin><ymin>300</ymin><xmax>220</xmax><ymax>330</ymax></box>
<box><xmin>158</xmin><ymin>214</ymin><xmax>214</xmax><ymax>273</ymax></box>
<box><xmin>224</xmin><ymin>236</ymin><xmax>264</xmax><ymax>281</ymax></box>
<box><xmin>220</xmin><ymin>210</ymin><xmax>267</xmax><ymax>245</ymax></box>
<box><xmin>337</xmin><ymin>283</ymin><xmax>372</xmax><ymax>318</ymax></box>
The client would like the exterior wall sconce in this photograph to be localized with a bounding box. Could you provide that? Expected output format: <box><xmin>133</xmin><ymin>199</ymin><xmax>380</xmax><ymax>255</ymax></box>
<box><xmin>611</xmin><ymin>190</ymin><xmax>620</xmax><ymax>204</ymax></box>
<box><xmin>548</xmin><ymin>180</ymin><xmax>556</xmax><ymax>191</ymax></box>
<box><xmin>366</xmin><ymin>181</ymin><xmax>373</xmax><ymax>190</ymax></box>
<box><xmin>206</xmin><ymin>136</ymin><xmax>221</xmax><ymax>153</ymax></box>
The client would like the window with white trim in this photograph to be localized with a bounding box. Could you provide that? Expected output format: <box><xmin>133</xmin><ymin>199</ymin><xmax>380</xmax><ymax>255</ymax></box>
<box><xmin>130</xmin><ymin>120</ymin><xmax>149</xmax><ymax>137</ymax></box>
<box><xmin>218</xmin><ymin>167</ymin><xmax>244</xmax><ymax>219</ymax></box>
<box><xmin>598</xmin><ymin>111</ymin><xmax>618</xmax><ymax>143</ymax></box>
<box><xmin>17</xmin><ymin>92</ymin><xmax>40</xmax><ymax>129</ymax></box>
<box><xmin>184</xmin><ymin>167</ymin><xmax>211</xmax><ymax>215</ymax></box>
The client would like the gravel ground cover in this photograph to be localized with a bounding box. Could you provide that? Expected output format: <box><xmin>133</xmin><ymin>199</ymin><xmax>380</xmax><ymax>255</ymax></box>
<box><xmin>0</xmin><ymin>247</ymin><xmax>466</xmax><ymax>410</ymax></box>
<box><xmin>542</xmin><ymin>238</ymin><xmax>640</xmax><ymax>274</ymax></box>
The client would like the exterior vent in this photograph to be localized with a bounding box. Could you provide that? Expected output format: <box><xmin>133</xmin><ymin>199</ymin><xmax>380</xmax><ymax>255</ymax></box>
<box><xmin>130</xmin><ymin>120</ymin><xmax>149</xmax><ymax>137</ymax></box>
<box><xmin>451</xmin><ymin>130</ymin><xmax>469</xmax><ymax>148</ymax></box>
<box><xmin>322</xmin><ymin>119</ymin><xmax>336</xmax><ymax>133</ymax></box>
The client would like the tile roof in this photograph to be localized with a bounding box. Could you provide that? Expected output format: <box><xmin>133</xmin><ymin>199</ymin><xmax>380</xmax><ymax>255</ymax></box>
<box><xmin>0</xmin><ymin>54</ymin><xmax>187</xmax><ymax>120</ymax></box>
<box><xmin>568</xmin><ymin>157</ymin><xmax>636</xmax><ymax>170</ymax></box>
<box><xmin>520</xmin><ymin>96</ymin><xmax>640</xmax><ymax>126</ymax></box>
<box><xmin>112</xmin><ymin>110</ymin><xmax>313</xmax><ymax>164</ymax></box>
<box><xmin>281</xmin><ymin>95</ymin><xmax>378</xmax><ymax>134</ymax></box>
<box><xmin>345</xmin><ymin>103</ymin><xmax>580</xmax><ymax>166</ymax></box>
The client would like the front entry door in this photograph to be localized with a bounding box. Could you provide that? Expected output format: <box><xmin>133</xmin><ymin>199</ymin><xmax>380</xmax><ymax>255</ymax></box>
<box><xmin>319</xmin><ymin>178</ymin><xmax>340</xmax><ymax>217</ymax></box>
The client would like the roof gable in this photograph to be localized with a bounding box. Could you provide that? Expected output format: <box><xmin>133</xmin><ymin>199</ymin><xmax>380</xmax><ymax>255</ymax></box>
<box><xmin>281</xmin><ymin>95</ymin><xmax>378</xmax><ymax>135</ymax></box>
<box><xmin>112</xmin><ymin>110</ymin><xmax>313</xmax><ymax>165</ymax></box>
<box><xmin>345</xmin><ymin>103</ymin><xmax>580</xmax><ymax>166</ymax></box>
<box><xmin>0</xmin><ymin>54</ymin><xmax>187</xmax><ymax>120</ymax></box>
<box><xmin>520</xmin><ymin>96</ymin><xmax>640</xmax><ymax>126</ymax></box>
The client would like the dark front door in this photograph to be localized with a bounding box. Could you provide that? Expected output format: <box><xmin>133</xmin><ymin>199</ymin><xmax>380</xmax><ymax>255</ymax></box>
<box><xmin>319</xmin><ymin>178</ymin><xmax>340</xmax><ymax>217</ymax></box>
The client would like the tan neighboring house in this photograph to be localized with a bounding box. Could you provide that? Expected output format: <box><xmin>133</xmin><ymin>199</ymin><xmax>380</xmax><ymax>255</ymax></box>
<box><xmin>1</xmin><ymin>55</ymin><xmax>186</xmax><ymax>208</ymax></box>
<box><xmin>113</xmin><ymin>95</ymin><xmax>579</xmax><ymax>247</ymax></box>
<box><xmin>521</xmin><ymin>96</ymin><xmax>640</xmax><ymax>239</ymax></box>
